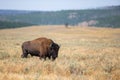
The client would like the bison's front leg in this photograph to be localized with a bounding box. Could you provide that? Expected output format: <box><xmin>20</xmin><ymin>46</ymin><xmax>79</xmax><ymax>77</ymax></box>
<box><xmin>43</xmin><ymin>56</ymin><xmax>47</xmax><ymax>60</ymax></box>
<box><xmin>39</xmin><ymin>57</ymin><xmax>42</xmax><ymax>60</ymax></box>
<box><xmin>39</xmin><ymin>55</ymin><xmax>46</xmax><ymax>60</ymax></box>
<box><xmin>48</xmin><ymin>55</ymin><xmax>51</xmax><ymax>60</ymax></box>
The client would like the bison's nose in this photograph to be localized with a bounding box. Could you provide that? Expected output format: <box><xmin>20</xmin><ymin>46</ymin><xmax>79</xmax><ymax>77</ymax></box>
<box><xmin>52</xmin><ymin>57</ymin><xmax>56</xmax><ymax>61</ymax></box>
<box><xmin>52</xmin><ymin>58</ymin><xmax>56</xmax><ymax>61</ymax></box>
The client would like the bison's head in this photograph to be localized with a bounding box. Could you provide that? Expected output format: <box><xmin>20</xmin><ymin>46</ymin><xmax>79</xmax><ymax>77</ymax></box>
<box><xmin>50</xmin><ymin>42</ymin><xmax>60</xmax><ymax>60</ymax></box>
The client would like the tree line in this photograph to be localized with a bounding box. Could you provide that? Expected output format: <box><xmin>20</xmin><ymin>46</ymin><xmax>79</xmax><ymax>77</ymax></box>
<box><xmin>0</xmin><ymin>6</ymin><xmax>120</xmax><ymax>29</ymax></box>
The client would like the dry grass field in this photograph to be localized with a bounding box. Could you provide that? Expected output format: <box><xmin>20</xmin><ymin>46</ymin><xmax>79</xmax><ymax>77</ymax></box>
<box><xmin>0</xmin><ymin>25</ymin><xmax>120</xmax><ymax>80</ymax></box>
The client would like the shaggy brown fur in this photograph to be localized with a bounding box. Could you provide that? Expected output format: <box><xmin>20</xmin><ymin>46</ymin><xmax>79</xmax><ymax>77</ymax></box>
<box><xmin>21</xmin><ymin>37</ymin><xmax>60</xmax><ymax>60</ymax></box>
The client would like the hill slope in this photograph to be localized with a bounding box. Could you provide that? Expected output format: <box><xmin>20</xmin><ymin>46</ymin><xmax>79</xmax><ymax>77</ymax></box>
<box><xmin>0</xmin><ymin>6</ymin><xmax>120</xmax><ymax>29</ymax></box>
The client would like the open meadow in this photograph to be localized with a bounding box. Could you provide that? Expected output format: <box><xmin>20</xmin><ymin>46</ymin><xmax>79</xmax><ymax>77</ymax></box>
<box><xmin>0</xmin><ymin>25</ymin><xmax>120</xmax><ymax>80</ymax></box>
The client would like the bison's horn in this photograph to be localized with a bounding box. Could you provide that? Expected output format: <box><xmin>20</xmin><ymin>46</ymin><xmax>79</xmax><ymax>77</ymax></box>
<box><xmin>50</xmin><ymin>43</ymin><xmax>53</xmax><ymax>47</ymax></box>
<box><xmin>59</xmin><ymin>44</ymin><xmax>61</xmax><ymax>47</ymax></box>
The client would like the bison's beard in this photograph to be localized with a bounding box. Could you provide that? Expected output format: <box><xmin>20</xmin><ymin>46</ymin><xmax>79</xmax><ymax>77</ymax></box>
<box><xmin>49</xmin><ymin>50</ymin><xmax>58</xmax><ymax>61</ymax></box>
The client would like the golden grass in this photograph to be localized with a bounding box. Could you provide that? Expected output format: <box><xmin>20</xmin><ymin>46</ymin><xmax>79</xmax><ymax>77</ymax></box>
<box><xmin>0</xmin><ymin>25</ymin><xmax>120</xmax><ymax>80</ymax></box>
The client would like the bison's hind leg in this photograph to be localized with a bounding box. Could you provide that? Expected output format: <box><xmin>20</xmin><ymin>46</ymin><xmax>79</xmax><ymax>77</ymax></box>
<box><xmin>21</xmin><ymin>48</ymin><xmax>28</xmax><ymax>58</ymax></box>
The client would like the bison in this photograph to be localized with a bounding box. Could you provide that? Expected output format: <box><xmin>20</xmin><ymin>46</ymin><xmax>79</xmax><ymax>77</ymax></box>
<box><xmin>21</xmin><ymin>37</ymin><xmax>60</xmax><ymax>60</ymax></box>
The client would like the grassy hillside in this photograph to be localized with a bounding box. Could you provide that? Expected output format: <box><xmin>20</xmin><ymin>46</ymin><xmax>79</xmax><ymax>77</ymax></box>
<box><xmin>0</xmin><ymin>6</ymin><xmax>120</xmax><ymax>29</ymax></box>
<box><xmin>0</xmin><ymin>25</ymin><xmax>120</xmax><ymax>80</ymax></box>
<box><xmin>0</xmin><ymin>21</ymin><xmax>34</xmax><ymax>29</ymax></box>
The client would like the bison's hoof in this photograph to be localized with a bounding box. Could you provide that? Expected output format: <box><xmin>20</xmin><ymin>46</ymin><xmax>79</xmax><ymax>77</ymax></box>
<box><xmin>21</xmin><ymin>55</ymin><xmax>27</xmax><ymax>58</ymax></box>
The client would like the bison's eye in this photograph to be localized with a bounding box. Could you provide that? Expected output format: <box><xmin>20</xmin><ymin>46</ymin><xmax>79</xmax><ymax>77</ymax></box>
<box><xmin>56</xmin><ymin>46</ymin><xmax>59</xmax><ymax>50</ymax></box>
